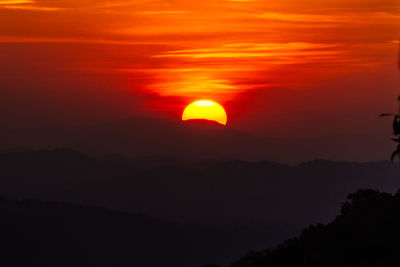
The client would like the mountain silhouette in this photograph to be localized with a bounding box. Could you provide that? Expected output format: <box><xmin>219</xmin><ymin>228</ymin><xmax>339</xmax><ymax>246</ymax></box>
<box><xmin>1</xmin><ymin>149</ymin><xmax>400</xmax><ymax>266</ymax></box>
<box><xmin>1</xmin><ymin>149</ymin><xmax>400</xmax><ymax>227</ymax></box>
<box><xmin>1</xmin><ymin>116</ymin><xmax>392</xmax><ymax>163</ymax></box>
<box><xmin>1</xmin><ymin>116</ymin><xmax>265</xmax><ymax>160</ymax></box>
<box><xmin>0</xmin><ymin>195</ymin><xmax>290</xmax><ymax>267</ymax></box>
<box><xmin>183</xmin><ymin>118</ymin><xmax>226</xmax><ymax>126</ymax></box>
<box><xmin>1</xmin><ymin>149</ymin><xmax>400</xmax><ymax>233</ymax></box>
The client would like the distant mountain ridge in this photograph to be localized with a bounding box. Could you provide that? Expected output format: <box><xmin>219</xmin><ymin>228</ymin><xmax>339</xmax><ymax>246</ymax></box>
<box><xmin>0</xmin><ymin>116</ymin><xmax>392</xmax><ymax>163</ymax></box>
<box><xmin>1</xmin><ymin>116</ymin><xmax>264</xmax><ymax>160</ymax></box>
<box><xmin>0</xmin><ymin>148</ymin><xmax>399</xmax><ymax>226</ymax></box>
<box><xmin>182</xmin><ymin>118</ymin><xmax>227</xmax><ymax>126</ymax></box>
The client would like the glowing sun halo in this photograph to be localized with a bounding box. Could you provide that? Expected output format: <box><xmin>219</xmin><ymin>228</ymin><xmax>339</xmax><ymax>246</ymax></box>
<box><xmin>182</xmin><ymin>100</ymin><xmax>227</xmax><ymax>125</ymax></box>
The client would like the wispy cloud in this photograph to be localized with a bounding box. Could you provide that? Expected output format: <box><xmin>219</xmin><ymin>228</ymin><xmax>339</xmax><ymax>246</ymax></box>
<box><xmin>0</xmin><ymin>36</ymin><xmax>147</xmax><ymax>44</ymax></box>
<box><xmin>0</xmin><ymin>0</ymin><xmax>34</xmax><ymax>3</ymax></box>
<box><xmin>1</xmin><ymin>4</ymin><xmax>60</xmax><ymax>10</ymax></box>
<box><xmin>226</xmin><ymin>0</ymin><xmax>259</xmax><ymax>2</ymax></box>
<box><xmin>144</xmin><ymin>42</ymin><xmax>354</xmax><ymax>98</ymax></box>
<box><xmin>0</xmin><ymin>0</ymin><xmax>398</xmax><ymax>109</ymax></box>
<box><xmin>153</xmin><ymin>42</ymin><xmax>343</xmax><ymax>60</ymax></box>
<box><xmin>0</xmin><ymin>0</ymin><xmax>60</xmax><ymax>10</ymax></box>
<box><xmin>255</xmin><ymin>12</ymin><xmax>400</xmax><ymax>24</ymax></box>
<box><xmin>136</xmin><ymin>11</ymin><xmax>185</xmax><ymax>15</ymax></box>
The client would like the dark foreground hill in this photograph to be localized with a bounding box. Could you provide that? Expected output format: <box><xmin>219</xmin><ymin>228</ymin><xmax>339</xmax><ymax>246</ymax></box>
<box><xmin>227</xmin><ymin>189</ymin><xmax>400</xmax><ymax>267</ymax></box>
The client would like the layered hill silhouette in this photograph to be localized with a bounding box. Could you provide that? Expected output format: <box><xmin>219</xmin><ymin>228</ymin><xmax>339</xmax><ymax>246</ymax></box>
<box><xmin>0</xmin><ymin>195</ymin><xmax>279</xmax><ymax>267</ymax></box>
<box><xmin>183</xmin><ymin>118</ymin><xmax>226</xmax><ymax>126</ymax></box>
<box><xmin>2</xmin><ymin>187</ymin><xmax>400</xmax><ymax>266</ymax></box>
<box><xmin>1</xmin><ymin>148</ymin><xmax>400</xmax><ymax>266</ymax></box>
<box><xmin>0</xmin><ymin>116</ymin><xmax>392</xmax><ymax>163</ymax></box>
<box><xmin>1</xmin><ymin>116</ymin><xmax>263</xmax><ymax>160</ymax></box>
<box><xmin>227</xmin><ymin>189</ymin><xmax>400</xmax><ymax>267</ymax></box>
<box><xmin>1</xmin><ymin>148</ymin><xmax>400</xmax><ymax>228</ymax></box>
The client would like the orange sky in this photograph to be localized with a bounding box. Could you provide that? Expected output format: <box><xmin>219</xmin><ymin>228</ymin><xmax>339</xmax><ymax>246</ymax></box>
<box><xmin>0</xmin><ymin>0</ymin><xmax>399</xmax><ymax>143</ymax></box>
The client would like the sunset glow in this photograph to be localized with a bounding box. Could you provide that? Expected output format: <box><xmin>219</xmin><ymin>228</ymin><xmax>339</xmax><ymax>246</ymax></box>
<box><xmin>182</xmin><ymin>100</ymin><xmax>228</xmax><ymax>125</ymax></box>
<box><xmin>0</xmin><ymin>0</ymin><xmax>399</xmax><ymax>142</ymax></box>
<box><xmin>1</xmin><ymin>2</ymin><xmax>400</xmax><ymax>264</ymax></box>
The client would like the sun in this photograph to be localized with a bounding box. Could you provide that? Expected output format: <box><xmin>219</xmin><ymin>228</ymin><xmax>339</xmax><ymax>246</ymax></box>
<box><xmin>182</xmin><ymin>100</ymin><xmax>227</xmax><ymax>125</ymax></box>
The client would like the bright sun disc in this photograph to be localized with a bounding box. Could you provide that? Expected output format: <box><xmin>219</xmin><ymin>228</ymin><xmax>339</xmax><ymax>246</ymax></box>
<box><xmin>182</xmin><ymin>100</ymin><xmax>227</xmax><ymax>125</ymax></box>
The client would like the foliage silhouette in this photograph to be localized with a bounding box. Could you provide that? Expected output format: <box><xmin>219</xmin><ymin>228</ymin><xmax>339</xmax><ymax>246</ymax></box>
<box><xmin>229</xmin><ymin>189</ymin><xmax>400</xmax><ymax>267</ymax></box>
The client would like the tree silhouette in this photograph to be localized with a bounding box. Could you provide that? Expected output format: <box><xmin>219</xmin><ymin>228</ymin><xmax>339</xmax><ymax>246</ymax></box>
<box><xmin>229</xmin><ymin>189</ymin><xmax>400</xmax><ymax>267</ymax></box>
